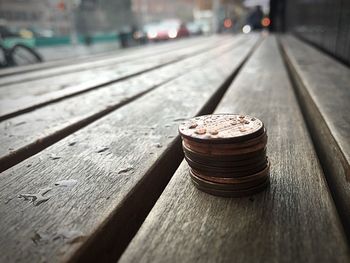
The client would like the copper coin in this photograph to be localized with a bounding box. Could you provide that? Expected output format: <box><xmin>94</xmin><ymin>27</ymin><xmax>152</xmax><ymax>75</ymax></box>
<box><xmin>191</xmin><ymin>176</ymin><xmax>269</xmax><ymax>198</ymax></box>
<box><xmin>183</xmin><ymin>130</ymin><xmax>267</xmax><ymax>151</ymax></box>
<box><xmin>190</xmin><ymin>171</ymin><xmax>268</xmax><ymax>191</ymax></box>
<box><xmin>185</xmin><ymin>156</ymin><xmax>268</xmax><ymax>176</ymax></box>
<box><xmin>183</xmin><ymin>148</ymin><xmax>267</xmax><ymax>167</ymax></box>
<box><xmin>183</xmin><ymin>133</ymin><xmax>267</xmax><ymax>156</ymax></box>
<box><xmin>191</xmin><ymin>162</ymin><xmax>270</xmax><ymax>184</ymax></box>
<box><xmin>190</xmin><ymin>159</ymin><xmax>269</xmax><ymax>178</ymax></box>
<box><xmin>179</xmin><ymin>114</ymin><xmax>264</xmax><ymax>144</ymax></box>
<box><xmin>183</xmin><ymin>143</ymin><xmax>267</xmax><ymax>161</ymax></box>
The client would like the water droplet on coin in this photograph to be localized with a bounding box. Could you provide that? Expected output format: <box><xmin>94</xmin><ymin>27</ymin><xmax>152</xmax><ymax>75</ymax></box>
<box><xmin>195</xmin><ymin>128</ymin><xmax>206</xmax><ymax>135</ymax></box>
<box><xmin>209</xmin><ymin>129</ymin><xmax>218</xmax><ymax>135</ymax></box>
<box><xmin>189</xmin><ymin>123</ymin><xmax>198</xmax><ymax>129</ymax></box>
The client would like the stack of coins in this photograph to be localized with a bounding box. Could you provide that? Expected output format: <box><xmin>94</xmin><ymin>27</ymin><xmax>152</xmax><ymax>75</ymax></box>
<box><xmin>178</xmin><ymin>114</ymin><xmax>269</xmax><ymax>197</ymax></box>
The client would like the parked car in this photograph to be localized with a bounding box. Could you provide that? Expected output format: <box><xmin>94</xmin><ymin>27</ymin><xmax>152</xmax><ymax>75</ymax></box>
<box><xmin>146</xmin><ymin>20</ymin><xmax>189</xmax><ymax>41</ymax></box>
<box><xmin>186</xmin><ymin>22</ymin><xmax>203</xmax><ymax>36</ymax></box>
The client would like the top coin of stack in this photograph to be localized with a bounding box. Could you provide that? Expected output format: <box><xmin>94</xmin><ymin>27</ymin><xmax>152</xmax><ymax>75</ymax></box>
<box><xmin>178</xmin><ymin>114</ymin><xmax>269</xmax><ymax>197</ymax></box>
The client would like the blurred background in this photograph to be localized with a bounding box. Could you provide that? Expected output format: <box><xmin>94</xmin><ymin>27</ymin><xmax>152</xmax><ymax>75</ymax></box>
<box><xmin>0</xmin><ymin>0</ymin><xmax>349</xmax><ymax>67</ymax></box>
<box><xmin>0</xmin><ymin>0</ymin><xmax>269</xmax><ymax>66</ymax></box>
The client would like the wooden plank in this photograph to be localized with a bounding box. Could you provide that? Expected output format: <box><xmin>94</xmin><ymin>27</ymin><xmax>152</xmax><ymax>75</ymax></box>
<box><xmin>0</xmin><ymin>36</ymin><xmax>246</xmax><ymax>172</ymax></box>
<box><xmin>280</xmin><ymin>35</ymin><xmax>350</xmax><ymax>236</ymax></box>
<box><xmin>0</xmin><ymin>36</ymin><xmax>231</xmax><ymax>121</ymax></box>
<box><xmin>0</xmin><ymin>36</ymin><xmax>214</xmax><ymax>80</ymax></box>
<box><xmin>0</xmin><ymin>36</ymin><xmax>221</xmax><ymax>88</ymax></box>
<box><xmin>0</xmin><ymin>35</ymin><xmax>260</xmax><ymax>263</ymax></box>
<box><xmin>119</xmin><ymin>36</ymin><xmax>350</xmax><ymax>263</ymax></box>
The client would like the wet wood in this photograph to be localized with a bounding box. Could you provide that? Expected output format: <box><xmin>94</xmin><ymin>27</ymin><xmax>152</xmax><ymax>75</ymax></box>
<box><xmin>120</xmin><ymin>36</ymin><xmax>350</xmax><ymax>263</ymax></box>
<box><xmin>281</xmin><ymin>35</ymin><xmax>350</xmax><ymax>237</ymax></box>
<box><xmin>0</xmin><ymin>35</ymin><xmax>260</xmax><ymax>263</ymax></box>
<box><xmin>0</xmin><ymin>36</ymin><xmax>244</xmax><ymax>172</ymax></box>
<box><xmin>0</xmin><ymin>37</ymin><xmax>230</xmax><ymax>121</ymax></box>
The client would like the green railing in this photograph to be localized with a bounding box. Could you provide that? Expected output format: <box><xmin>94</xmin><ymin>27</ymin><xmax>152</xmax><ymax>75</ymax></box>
<box><xmin>35</xmin><ymin>33</ymin><xmax>120</xmax><ymax>47</ymax></box>
<box><xmin>1</xmin><ymin>33</ymin><xmax>121</xmax><ymax>49</ymax></box>
<box><xmin>1</xmin><ymin>38</ymin><xmax>36</xmax><ymax>49</ymax></box>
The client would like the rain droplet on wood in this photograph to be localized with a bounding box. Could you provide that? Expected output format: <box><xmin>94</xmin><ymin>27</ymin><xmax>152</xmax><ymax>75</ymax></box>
<box><xmin>97</xmin><ymin>147</ymin><xmax>109</xmax><ymax>153</ymax></box>
<box><xmin>18</xmin><ymin>188</ymin><xmax>52</xmax><ymax>206</ymax></box>
<box><xmin>118</xmin><ymin>167</ymin><xmax>134</xmax><ymax>174</ymax></box>
<box><xmin>55</xmin><ymin>229</ymin><xmax>85</xmax><ymax>244</ymax></box>
<box><xmin>55</xmin><ymin>179</ymin><xmax>78</xmax><ymax>188</ymax></box>
<box><xmin>14</xmin><ymin>121</ymin><xmax>26</xmax><ymax>127</ymax></box>
<box><xmin>49</xmin><ymin>154</ymin><xmax>61</xmax><ymax>160</ymax></box>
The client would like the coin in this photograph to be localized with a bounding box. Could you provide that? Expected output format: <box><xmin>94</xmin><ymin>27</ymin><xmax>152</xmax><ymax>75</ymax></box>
<box><xmin>179</xmin><ymin>114</ymin><xmax>269</xmax><ymax>198</ymax></box>
<box><xmin>185</xmin><ymin>156</ymin><xmax>268</xmax><ymax>177</ymax></box>
<box><xmin>183</xmin><ymin>148</ymin><xmax>267</xmax><ymax>167</ymax></box>
<box><xmin>191</xmin><ymin>177</ymin><xmax>269</xmax><ymax>198</ymax></box>
<box><xmin>178</xmin><ymin>114</ymin><xmax>264</xmax><ymax>143</ymax></box>
<box><xmin>190</xmin><ymin>162</ymin><xmax>270</xmax><ymax>184</ymax></box>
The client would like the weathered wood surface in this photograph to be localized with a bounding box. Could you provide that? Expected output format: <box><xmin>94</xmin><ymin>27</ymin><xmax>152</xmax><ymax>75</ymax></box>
<box><xmin>0</xmin><ymin>35</ymin><xmax>260</xmax><ymax>263</ymax></box>
<box><xmin>281</xmin><ymin>35</ymin><xmax>350</xmax><ymax>236</ymax></box>
<box><xmin>119</xmin><ymin>36</ymin><xmax>350</xmax><ymax>263</ymax></box>
<box><xmin>0</xmin><ymin>37</ymin><xmax>230</xmax><ymax>121</ymax></box>
<box><xmin>0</xmin><ymin>36</ymin><xmax>214</xmax><ymax>80</ymax></box>
<box><xmin>0</xmin><ymin>35</ymin><xmax>246</xmax><ymax>172</ymax></box>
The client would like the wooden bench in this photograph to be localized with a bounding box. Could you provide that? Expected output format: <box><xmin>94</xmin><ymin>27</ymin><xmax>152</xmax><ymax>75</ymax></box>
<box><xmin>280</xmin><ymin>35</ymin><xmax>350</xmax><ymax>237</ymax></box>
<box><xmin>0</xmin><ymin>34</ymin><xmax>349</xmax><ymax>263</ymax></box>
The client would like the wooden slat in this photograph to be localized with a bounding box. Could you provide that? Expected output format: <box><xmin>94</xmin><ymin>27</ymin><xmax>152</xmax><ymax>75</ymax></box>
<box><xmin>280</xmin><ymin>35</ymin><xmax>350</xmax><ymax>236</ymax></box>
<box><xmin>0</xmin><ymin>35</ymin><xmax>260</xmax><ymax>263</ymax></box>
<box><xmin>0</xmin><ymin>36</ymin><xmax>220</xmax><ymax>89</ymax></box>
<box><xmin>0</xmin><ymin>36</ymin><xmax>214</xmax><ymax>80</ymax></box>
<box><xmin>0</xmin><ymin>36</ymin><xmax>230</xmax><ymax>121</ymax></box>
<box><xmin>119</xmin><ymin>36</ymin><xmax>350</xmax><ymax>263</ymax></box>
<box><xmin>0</xmin><ymin>36</ymin><xmax>245</xmax><ymax>172</ymax></box>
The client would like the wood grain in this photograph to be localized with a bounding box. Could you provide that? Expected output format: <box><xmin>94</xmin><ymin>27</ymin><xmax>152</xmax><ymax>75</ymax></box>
<box><xmin>0</xmin><ymin>36</ymin><xmax>245</xmax><ymax>172</ymax></box>
<box><xmin>119</xmin><ymin>36</ymin><xmax>350</xmax><ymax>263</ymax></box>
<box><xmin>0</xmin><ymin>37</ymin><xmax>231</xmax><ymax>121</ymax></box>
<box><xmin>0</xmin><ymin>35</ymin><xmax>260</xmax><ymax>263</ymax></box>
<box><xmin>280</xmin><ymin>35</ymin><xmax>350</xmax><ymax>237</ymax></box>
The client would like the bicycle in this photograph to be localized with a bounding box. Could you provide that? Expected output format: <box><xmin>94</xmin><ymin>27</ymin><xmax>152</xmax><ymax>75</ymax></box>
<box><xmin>0</xmin><ymin>38</ymin><xmax>42</xmax><ymax>68</ymax></box>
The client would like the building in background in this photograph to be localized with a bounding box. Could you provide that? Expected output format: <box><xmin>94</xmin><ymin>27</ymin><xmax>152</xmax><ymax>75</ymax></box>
<box><xmin>1</xmin><ymin>0</ymin><xmax>254</xmax><ymax>37</ymax></box>
<box><xmin>132</xmin><ymin>0</ymin><xmax>247</xmax><ymax>34</ymax></box>
<box><xmin>0</xmin><ymin>0</ymin><xmax>135</xmax><ymax>36</ymax></box>
<box><xmin>76</xmin><ymin>0</ymin><xmax>135</xmax><ymax>34</ymax></box>
<box><xmin>132</xmin><ymin>0</ymin><xmax>195</xmax><ymax>25</ymax></box>
<box><xmin>0</xmin><ymin>0</ymin><xmax>71</xmax><ymax>36</ymax></box>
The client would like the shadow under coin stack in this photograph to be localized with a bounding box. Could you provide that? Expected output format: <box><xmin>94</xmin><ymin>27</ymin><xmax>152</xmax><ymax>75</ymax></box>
<box><xmin>178</xmin><ymin>114</ymin><xmax>269</xmax><ymax>197</ymax></box>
